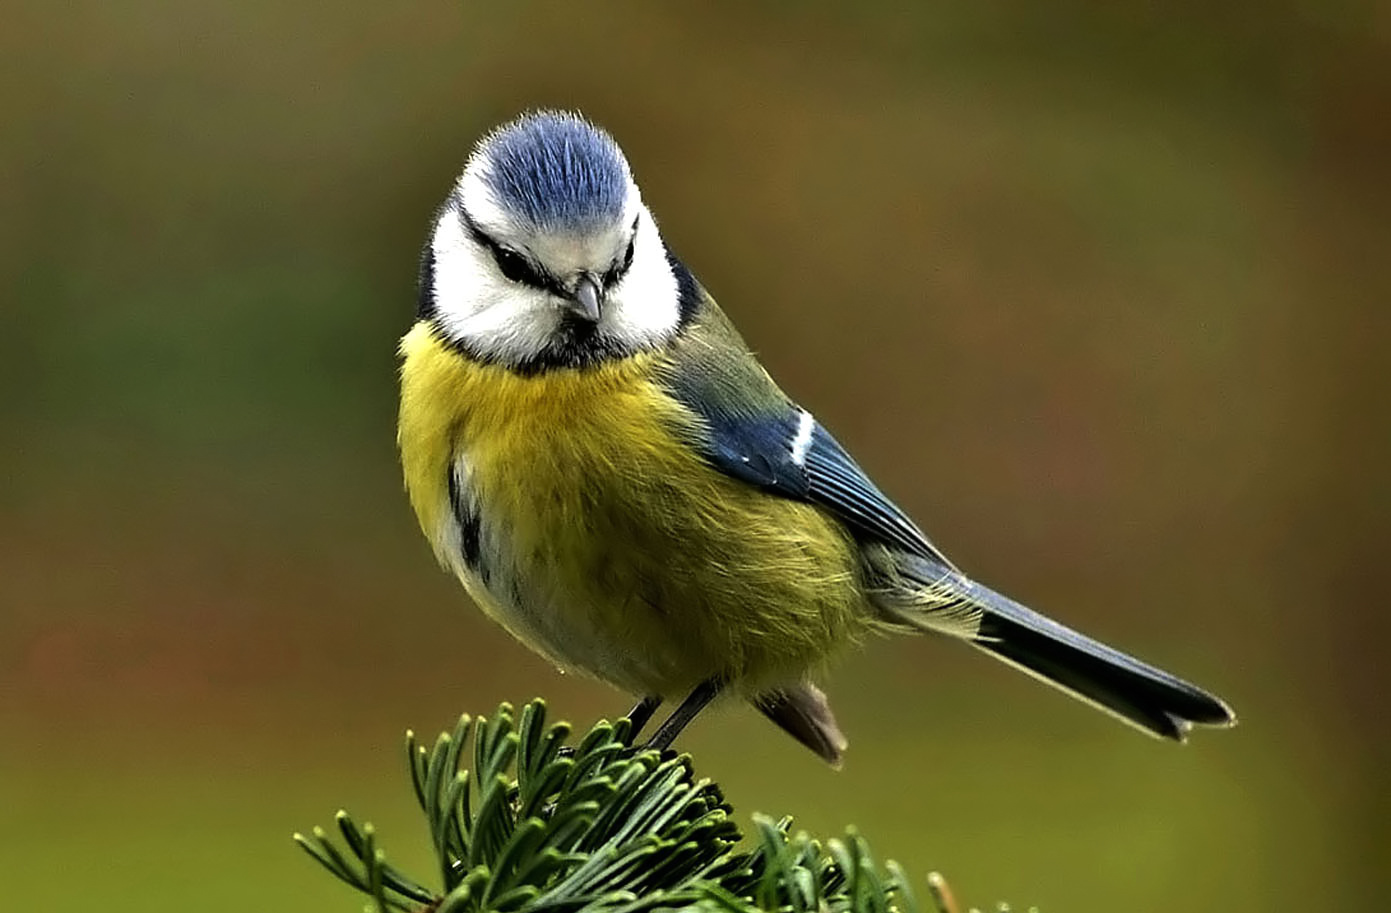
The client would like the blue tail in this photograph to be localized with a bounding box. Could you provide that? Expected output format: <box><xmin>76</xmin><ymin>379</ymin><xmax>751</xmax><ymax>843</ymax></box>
<box><xmin>893</xmin><ymin>557</ymin><xmax>1236</xmax><ymax>740</ymax></box>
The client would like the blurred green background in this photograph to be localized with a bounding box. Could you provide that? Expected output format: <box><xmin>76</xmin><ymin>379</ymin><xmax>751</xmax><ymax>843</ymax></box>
<box><xmin>3</xmin><ymin>2</ymin><xmax>1387</xmax><ymax>910</ymax></box>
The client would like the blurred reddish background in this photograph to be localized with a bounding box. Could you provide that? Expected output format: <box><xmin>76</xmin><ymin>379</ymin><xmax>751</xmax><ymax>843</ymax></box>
<box><xmin>2</xmin><ymin>3</ymin><xmax>1387</xmax><ymax>911</ymax></box>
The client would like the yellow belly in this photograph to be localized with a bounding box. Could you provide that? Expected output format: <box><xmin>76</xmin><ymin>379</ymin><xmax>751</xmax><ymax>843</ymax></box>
<box><xmin>398</xmin><ymin>322</ymin><xmax>872</xmax><ymax>696</ymax></box>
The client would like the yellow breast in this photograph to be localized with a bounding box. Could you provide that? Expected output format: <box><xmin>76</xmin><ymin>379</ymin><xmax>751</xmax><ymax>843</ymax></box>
<box><xmin>397</xmin><ymin>322</ymin><xmax>871</xmax><ymax>696</ymax></box>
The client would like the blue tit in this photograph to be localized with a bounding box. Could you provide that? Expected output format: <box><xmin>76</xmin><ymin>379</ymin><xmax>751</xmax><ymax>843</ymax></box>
<box><xmin>398</xmin><ymin>110</ymin><xmax>1235</xmax><ymax>765</ymax></box>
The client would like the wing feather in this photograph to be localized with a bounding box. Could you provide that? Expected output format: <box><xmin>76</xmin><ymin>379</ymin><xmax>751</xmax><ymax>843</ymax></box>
<box><xmin>654</xmin><ymin>273</ymin><xmax>951</xmax><ymax>566</ymax></box>
<box><xmin>671</xmin><ymin>400</ymin><xmax>952</xmax><ymax>566</ymax></box>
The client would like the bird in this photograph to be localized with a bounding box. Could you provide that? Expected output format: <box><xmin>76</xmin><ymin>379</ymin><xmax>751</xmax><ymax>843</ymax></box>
<box><xmin>398</xmin><ymin>109</ymin><xmax>1235</xmax><ymax>765</ymax></box>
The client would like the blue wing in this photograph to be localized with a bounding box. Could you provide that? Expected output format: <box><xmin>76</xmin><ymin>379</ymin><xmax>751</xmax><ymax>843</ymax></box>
<box><xmin>653</xmin><ymin>259</ymin><xmax>952</xmax><ymax>566</ymax></box>
<box><xmin>684</xmin><ymin>401</ymin><xmax>953</xmax><ymax>566</ymax></box>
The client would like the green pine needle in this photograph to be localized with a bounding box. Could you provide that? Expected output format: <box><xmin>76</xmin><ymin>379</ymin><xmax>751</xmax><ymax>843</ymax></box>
<box><xmin>296</xmin><ymin>698</ymin><xmax>1034</xmax><ymax>913</ymax></box>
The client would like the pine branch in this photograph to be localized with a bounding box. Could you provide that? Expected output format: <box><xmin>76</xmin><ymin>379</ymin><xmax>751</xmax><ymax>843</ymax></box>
<box><xmin>294</xmin><ymin>698</ymin><xmax>1034</xmax><ymax>913</ymax></box>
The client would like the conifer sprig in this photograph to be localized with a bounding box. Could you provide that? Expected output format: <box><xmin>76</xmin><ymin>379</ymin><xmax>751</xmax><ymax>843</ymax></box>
<box><xmin>294</xmin><ymin>699</ymin><xmax>1029</xmax><ymax>913</ymax></box>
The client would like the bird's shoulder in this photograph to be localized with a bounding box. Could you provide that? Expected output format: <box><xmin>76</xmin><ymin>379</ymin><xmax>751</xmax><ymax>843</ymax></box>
<box><xmin>651</xmin><ymin>271</ymin><xmax>953</xmax><ymax>567</ymax></box>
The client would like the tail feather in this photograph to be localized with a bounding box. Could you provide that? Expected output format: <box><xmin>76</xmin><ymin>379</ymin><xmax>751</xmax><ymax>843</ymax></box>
<box><xmin>884</xmin><ymin>558</ymin><xmax>1236</xmax><ymax>740</ymax></box>
<box><xmin>754</xmin><ymin>682</ymin><xmax>849</xmax><ymax>766</ymax></box>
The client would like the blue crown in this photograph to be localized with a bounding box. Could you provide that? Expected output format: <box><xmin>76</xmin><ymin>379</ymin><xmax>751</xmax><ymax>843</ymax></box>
<box><xmin>479</xmin><ymin>111</ymin><xmax>630</xmax><ymax>232</ymax></box>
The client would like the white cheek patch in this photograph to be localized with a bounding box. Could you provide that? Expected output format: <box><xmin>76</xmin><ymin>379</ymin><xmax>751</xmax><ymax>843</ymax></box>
<box><xmin>430</xmin><ymin>205</ymin><xmax>564</xmax><ymax>363</ymax></box>
<box><xmin>602</xmin><ymin>208</ymin><xmax>681</xmax><ymax>344</ymax></box>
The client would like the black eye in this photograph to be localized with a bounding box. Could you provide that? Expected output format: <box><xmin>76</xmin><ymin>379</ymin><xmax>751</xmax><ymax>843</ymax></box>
<box><xmin>604</xmin><ymin>237</ymin><xmax>637</xmax><ymax>288</ymax></box>
<box><xmin>492</xmin><ymin>247</ymin><xmax>534</xmax><ymax>284</ymax></box>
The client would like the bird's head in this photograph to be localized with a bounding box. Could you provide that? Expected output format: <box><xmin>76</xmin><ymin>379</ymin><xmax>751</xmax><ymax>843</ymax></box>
<box><xmin>421</xmin><ymin>111</ymin><xmax>683</xmax><ymax>371</ymax></box>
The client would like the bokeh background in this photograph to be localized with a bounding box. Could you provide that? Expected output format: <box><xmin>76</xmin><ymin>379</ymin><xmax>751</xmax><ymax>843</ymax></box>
<box><xmin>3</xmin><ymin>3</ymin><xmax>1388</xmax><ymax>910</ymax></box>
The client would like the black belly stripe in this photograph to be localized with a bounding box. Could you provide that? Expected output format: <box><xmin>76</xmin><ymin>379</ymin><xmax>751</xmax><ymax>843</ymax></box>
<box><xmin>447</xmin><ymin>465</ymin><xmax>483</xmax><ymax>574</ymax></box>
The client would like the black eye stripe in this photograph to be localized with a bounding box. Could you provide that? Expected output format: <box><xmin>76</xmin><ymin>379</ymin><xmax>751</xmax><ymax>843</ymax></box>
<box><xmin>457</xmin><ymin>207</ymin><xmax>639</xmax><ymax>295</ymax></box>
<box><xmin>458</xmin><ymin>208</ymin><xmax>559</xmax><ymax>292</ymax></box>
<box><xmin>602</xmin><ymin>218</ymin><xmax>641</xmax><ymax>288</ymax></box>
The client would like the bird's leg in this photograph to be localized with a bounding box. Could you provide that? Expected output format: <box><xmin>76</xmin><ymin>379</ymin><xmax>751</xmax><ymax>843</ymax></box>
<box><xmin>643</xmin><ymin>678</ymin><xmax>723</xmax><ymax>752</ymax></box>
<box><xmin>621</xmin><ymin>695</ymin><xmax>663</xmax><ymax>744</ymax></box>
<box><xmin>554</xmin><ymin>695</ymin><xmax>662</xmax><ymax>762</ymax></box>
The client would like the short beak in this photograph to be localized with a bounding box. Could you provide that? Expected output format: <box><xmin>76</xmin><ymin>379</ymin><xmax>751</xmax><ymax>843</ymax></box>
<box><xmin>568</xmin><ymin>274</ymin><xmax>603</xmax><ymax>323</ymax></box>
